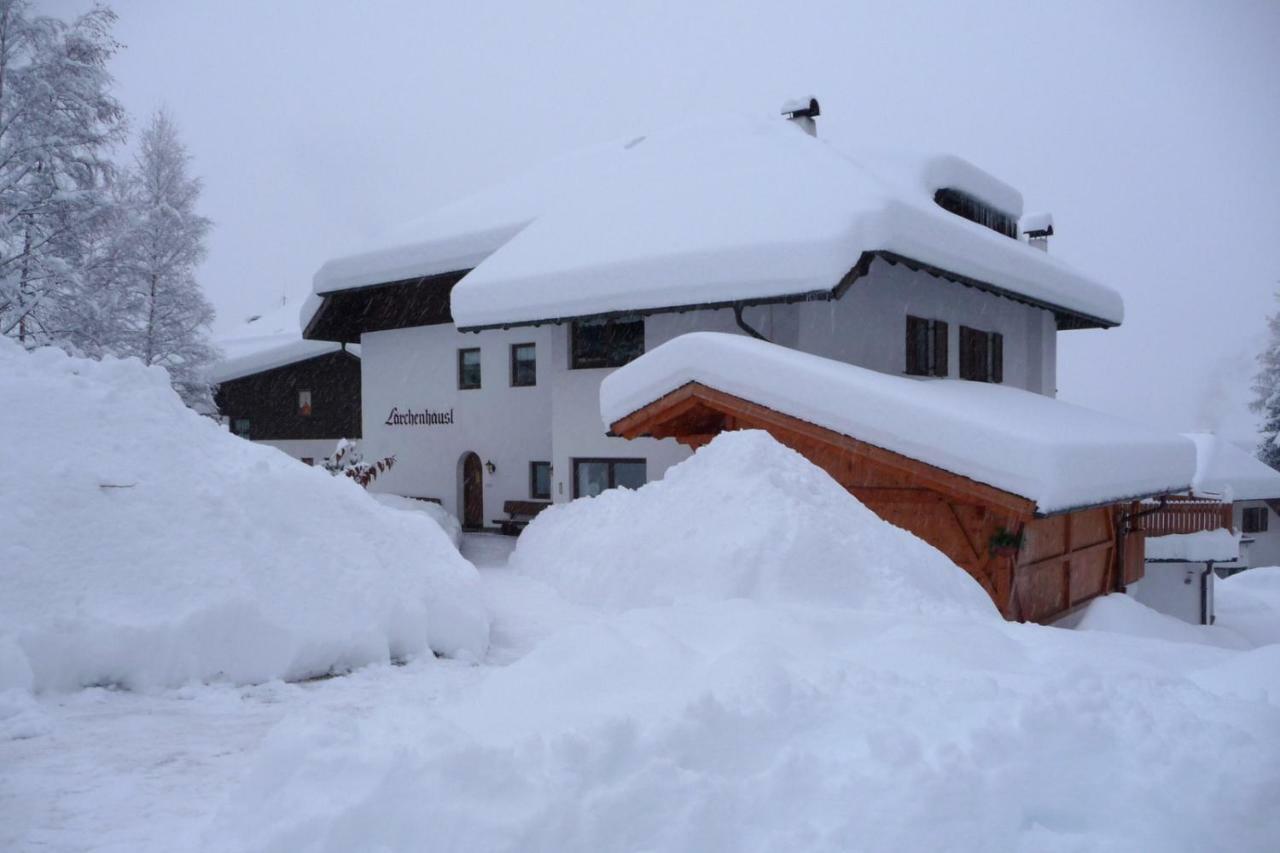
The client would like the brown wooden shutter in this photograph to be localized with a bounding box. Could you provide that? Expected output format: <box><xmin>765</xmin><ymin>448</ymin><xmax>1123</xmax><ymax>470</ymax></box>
<box><xmin>905</xmin><ymin>316</ymin><xmax>927</xmax><ymax>375</ymax></box>
<box><xmin>959</xmin><ymin>326</ymin><xmax>977</xmax><ymax>380</ymax></box>
<box><xmin>932</xmin><ymin>321</ymin><xmax>948</xmax><ymax>377</ymax></box>
<box><xmin>990</xmin><ymin>333</ymin><xmax>1004</xmax><ymax>383</ymax></box>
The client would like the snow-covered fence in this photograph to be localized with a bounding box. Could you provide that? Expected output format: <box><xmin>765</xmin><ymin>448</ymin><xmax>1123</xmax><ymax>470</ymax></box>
<box><xmin>1137</xmin><ymin>497</ymin><xmax>1233</xmax><ymax>537</ymax></box>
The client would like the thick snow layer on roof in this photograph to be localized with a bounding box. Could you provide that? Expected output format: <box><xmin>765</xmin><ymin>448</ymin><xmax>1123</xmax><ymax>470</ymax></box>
<box><xmin>310</xmin><ymin>111</ymin><xmax>1121</xmax><ymax>332</ymax></box>
<box><xmin>601</xmin><ymin>333</ymin><xmax>1194</xmax><ymax>514</ymax></box>
<box><xmin>210</xmin><ymin>298</ymin><xmax>357</xmax><ymax>384</ymax></box>
<box><xmin>309</xmin><ymin>141</ymin><xmax>630</xmax><ymax>297</ymax></box>
<box><xmin>1145</xmin><ymin>529</ymin><xmax>1241</xmax><ymax>562</ymax></box>
<box><xmin>1184</xmin><ymin>432</ymin><xmax>1280</xmax><ymax>501</ymax></box>
<box><xmin>451</xmin><ymin>115</ymin><xmax>1120</xmax><ymax>328</ymax></box>
<box><xmin>0</xmin><ymin>340</ymin><xmax>487</xmax><ymax>692</ymax></box>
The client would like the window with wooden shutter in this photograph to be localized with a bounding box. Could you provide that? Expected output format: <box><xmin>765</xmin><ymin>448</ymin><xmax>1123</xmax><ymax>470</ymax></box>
<box><xmin>906</xmin><ymin>316</ymin><xmax>928</xmax><ymax>375</ymax></box>
<box><xmin>960</xmin><ymin>326</ymin><xmax>1002</xmax><ymax>383</ymax></box>
<box><xmin>932</xmin><ymin>321</ymin><xmax>949</xmax><ymax>377</ymax></box>
<box><xmin>906</xmin><ymin>316</ymin><xmax>949</xmax><ymax>377</ymax></box>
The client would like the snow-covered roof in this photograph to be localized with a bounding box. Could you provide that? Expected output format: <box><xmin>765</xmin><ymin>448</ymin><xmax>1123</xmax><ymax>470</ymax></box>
<box><xmin>210</xmin><ymin>299</ymin><xmax>357</xmax><ymax>384</ymax></box>
<box><xmin>1145</xmin><ymin>529</ymin><xmax>1241</xmax><ymax>563</ymax></box>
<box><xmin>1184</xmin><ymin>432</ymin><xmax>1280</xmax><ymax>502</ymax></box>
<box><xmin>600</xmin><ymin>333</ymin><xmax>1194</xmax><ymax>515</ymax></box>
<box><xmin>306</xmin><ymin>112</ymin><xmax>1122</xmax><ymax>334</ymax></box>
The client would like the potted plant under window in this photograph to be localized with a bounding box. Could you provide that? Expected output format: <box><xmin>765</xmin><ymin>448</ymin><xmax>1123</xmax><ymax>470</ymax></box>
<box><xmin>989</xmin><ymin>528</ymin><xmax>1023</xmax><ymax>559</ymax></box>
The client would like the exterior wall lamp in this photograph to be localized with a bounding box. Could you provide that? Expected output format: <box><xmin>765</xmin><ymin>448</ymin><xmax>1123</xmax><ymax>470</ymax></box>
<box><xmin>485</xmin><ymin>460</ymin><xmax>497</xmax><ymax>475</ymax></box>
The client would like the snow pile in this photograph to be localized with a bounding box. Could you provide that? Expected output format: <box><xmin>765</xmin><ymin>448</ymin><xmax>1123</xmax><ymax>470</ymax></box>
<box><xmin>0</xmin><ymin>340</ymin><xmax>487</xmax><ymax>693</ymax></box>
<box><xmin>1073</xmin><ymin>593</ymin><xmax>1248</xmax><ymax>649</ymax></box>
<box><xmin>1145</xmin><ymin>528</ymin><xmax>1240</xmax><ymax>562</ymax></box>
<box><xmin>371</xmin><ymin>494</ymin><xmax>462</xmax><ymax>549</ymax></box>
<box><xmin>509</xmin><ymin>430</ymin><xmax>995</xmax><ymax>618</ymax></box>
<box><xmin>1214</xmin><ymin>567</ymin><xmax>1280</xmax><ymax>647</ymax></box>
<box><xmin>601</xmin><ymin>333</ymin><xmax>1195</xmax><ymax>514</ymax></box>
<box><xmin>203</xmin><ymin>600</ymin><xmax>1280</xmax><ymax>852</ymax></box>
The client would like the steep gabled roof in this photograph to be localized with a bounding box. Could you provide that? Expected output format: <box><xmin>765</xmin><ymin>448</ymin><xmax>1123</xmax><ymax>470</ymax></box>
<box><xmin>304</xmin><ymin>112</ymin><xmax>1123</xmax><ymax>340</ymax></box>
<box><xmin>601</xmin><ymin>333</ymin><xmax>1192</xmax><ymax>516</ymax></box>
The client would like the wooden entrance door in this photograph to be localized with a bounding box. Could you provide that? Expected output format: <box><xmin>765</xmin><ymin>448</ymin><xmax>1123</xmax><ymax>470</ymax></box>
<box><xmin>461</xmin><ymin>451</ymin><xmax>483</xmax><ymax>529</ymax></box>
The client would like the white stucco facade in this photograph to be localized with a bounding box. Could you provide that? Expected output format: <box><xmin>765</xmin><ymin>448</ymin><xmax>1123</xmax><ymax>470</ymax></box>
<box><xmin>1236</xmin><ymin>499</ymin><xmax>1280</xmax><ymax>569</ymax></box>
<box><xmin>358</xmin><ymin>261</ymin><xmax>1060</xmax><ymax>526</ymax></box>
<box><xmin>1130</xmin><ymin>562</ymin><xmax>1216</xmax><ymax>625</ymax></box>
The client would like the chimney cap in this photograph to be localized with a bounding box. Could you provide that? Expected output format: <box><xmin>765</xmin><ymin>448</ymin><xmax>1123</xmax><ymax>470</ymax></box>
<box><xmin>1021</xmin><ymin>211</ymin><xmax>1054</xmax><ymax>239</ymax></box>
<box><xmin>781</xmin><ymin>96</ymin><xmax>820</xmax><ymax>120</ymax></box>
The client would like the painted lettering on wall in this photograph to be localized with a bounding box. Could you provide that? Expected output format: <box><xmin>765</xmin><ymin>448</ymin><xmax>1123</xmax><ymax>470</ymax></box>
<box><xmin>384</xmin><ymin>407</ymin><xmax>454</xmax><ymax>426</ymax></box>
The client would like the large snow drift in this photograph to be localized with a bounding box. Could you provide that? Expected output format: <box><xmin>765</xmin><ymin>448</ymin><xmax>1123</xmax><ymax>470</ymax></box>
<box><xmin>0</xmin><ymin>341</ymin><xmax>487</xmax><ymax>692</ymax></box>
<box><xmin>510</xmin><ymin>430</ymin><xmax>996</xmax><ymax>618</ymax></box>
<box><xmin>601</xmin><ymin>333</ymin><xmax>1195</xmax><ymax>514</ymax></box>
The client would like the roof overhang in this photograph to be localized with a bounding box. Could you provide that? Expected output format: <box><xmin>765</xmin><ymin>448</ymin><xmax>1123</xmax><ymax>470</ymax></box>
<box><xmin>303</xmin><ymin>270</ymin><xmax>468</xmax><ymax>343</ymax></box>
<box><xmin>453</xmin><ymin>250</ymin><xmax>1118</xmax><ymax>334</ymax></box>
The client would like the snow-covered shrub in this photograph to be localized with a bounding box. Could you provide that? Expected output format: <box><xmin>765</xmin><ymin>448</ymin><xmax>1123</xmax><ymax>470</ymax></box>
<box><xmin>323</xmin><ymin>438</ymin><xmax>396</xmax><ymax>489</ymax></box>
<box><xmin>510</xmin><ymin>429</ymin><xmax>995</xmax><ymax>618</ymax></box>
<box><xmin>0</xmin><ymin>340</ymin><xmax>488</xmax><ymax>692</ymax></box>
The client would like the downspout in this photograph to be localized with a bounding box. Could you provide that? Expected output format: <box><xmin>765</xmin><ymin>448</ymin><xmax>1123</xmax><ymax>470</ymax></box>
<box><xmin>1200</xmin><ymin>562</ymin><xmax>1213</xmax><ymax>626</ymax></box>
<box><xmin>733</xmin><ymin>304</ymin><xmax>769</xmax><ymax>342</ymax></box>
<box><xmin>1116</xmin><ymin>496</ymin><xmax>1169</xmax><ymax>593</ymax></box>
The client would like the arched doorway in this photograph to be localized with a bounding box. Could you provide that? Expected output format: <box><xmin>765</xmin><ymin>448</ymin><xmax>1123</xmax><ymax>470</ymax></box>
<box><xmin>459</xmin><ymin>451</ymin><xmax>483</xmax><ymax>530</ymax></box>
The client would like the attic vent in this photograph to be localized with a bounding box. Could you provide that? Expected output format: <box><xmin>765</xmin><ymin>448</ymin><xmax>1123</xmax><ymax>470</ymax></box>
<box><xmin>781</xmin><ymin>96</ymin><xmax>820</xmax><ymax>137</ymax></box>
<box><xmin>934</xmin><ymin>188</ymin><xmax>1018</xmax><ymax>239</ymax></box>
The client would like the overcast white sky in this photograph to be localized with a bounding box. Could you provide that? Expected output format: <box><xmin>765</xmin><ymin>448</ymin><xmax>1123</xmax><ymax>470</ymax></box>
<box><xmin>47</xmin><ymin>0</ymin><xmax>1280</xmax><ymax>447</ymax></box>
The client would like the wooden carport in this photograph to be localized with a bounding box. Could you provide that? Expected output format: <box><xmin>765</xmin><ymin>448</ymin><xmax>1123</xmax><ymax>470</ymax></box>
<box><xmin>610</xmin><ymin>382</ymin><xmax>1145</xmax><ymax>623</ymax></box>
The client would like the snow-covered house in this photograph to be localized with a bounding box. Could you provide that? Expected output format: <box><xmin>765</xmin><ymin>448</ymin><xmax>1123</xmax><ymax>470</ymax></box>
<box><xmin>299</xmin><ymin>102</ymin><xmax>1188</xmax><ymax>592</ymax></box>
<box><xmin>211</xmin><ymin>299</ymin><xmax>361</xmax><ymax>464</ymax></box>
<box><xmin>1183</xmin><ymin>432</ymin><xmax>1280</xmax><ymax>569</ymax></box>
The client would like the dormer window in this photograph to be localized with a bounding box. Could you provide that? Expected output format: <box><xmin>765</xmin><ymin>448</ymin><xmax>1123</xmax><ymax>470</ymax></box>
<box><xmin>934</xmin><ymin>189</ymin><xmax>1018</xmax><ymax>239</ymax></box>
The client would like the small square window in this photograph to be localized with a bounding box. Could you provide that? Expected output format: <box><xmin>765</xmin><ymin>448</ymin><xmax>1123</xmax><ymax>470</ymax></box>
<box><xmin>301</xmin><ymin>457</ymin><xmax>315</xmax><ymax>466</ymax></box>
<box><xmin>1243</xmin><ymin>507</ymin><xmax>1269</xmax><ymax>533</ymax></box>
<box><xmin>232</xmin><ymin>418</ymin><xmax>251</xmax><ymax>438</ymax></box>
<box><xmin>458</xmin><ymin>348</ymin><xmax>481</xmax><ymax>389</ymax></box>
<box><xmin>298</xmin><ymin>389</ymin><xmax>312</xmax><ymax>416</ymax></box>
<box><xmin>511</xmin><ymin>343</ymin><xmax>537</xmax><ymax>387</ymax></box>
<box><xmin>530</xmin><ymin>461</ymin><xmax>551</xmax><ymax>500</ymax></box>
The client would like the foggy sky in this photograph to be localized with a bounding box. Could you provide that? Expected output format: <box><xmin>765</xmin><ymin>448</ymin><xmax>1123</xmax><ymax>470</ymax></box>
<box><xmin>48</xmin><ymin>0</ymin><xmax>1280</xmax><ymax>447</ymax></box>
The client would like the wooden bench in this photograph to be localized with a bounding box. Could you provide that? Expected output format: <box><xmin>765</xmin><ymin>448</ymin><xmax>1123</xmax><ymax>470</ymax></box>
<box><xmin>494</xmin><ymin>500</ymin><xmax>552</xmax><ymax>535</ymax></box>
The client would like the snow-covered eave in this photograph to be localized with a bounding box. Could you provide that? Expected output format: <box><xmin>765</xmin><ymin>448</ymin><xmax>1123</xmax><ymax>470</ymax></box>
<box><xmin>454</xmin><ymin>249</ymin><xmax>1119</xmax><ymax>334</ymax></box>
<box><xmin>208</xmin><ymin>341</ymin><xmax>359</xmax><ymax>385</ymax></box>
<box><xmin>609</xmin><ymin>378</ymin><xmax>1185</xmax><ymax>519</ymax></box>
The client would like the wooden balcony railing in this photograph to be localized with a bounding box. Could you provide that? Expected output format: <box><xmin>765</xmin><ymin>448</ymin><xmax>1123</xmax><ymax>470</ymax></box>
<box><xmin>1136</xmin><ymin>497</ymin><xmax>1233</xmax><ymax>537</ymax></box>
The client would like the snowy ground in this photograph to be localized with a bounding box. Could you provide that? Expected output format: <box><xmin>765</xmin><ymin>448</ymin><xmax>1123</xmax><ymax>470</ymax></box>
<box><xmin>5</xmin><ymin>533</ymin><xmax>1279</xmax><ymax>853</ymax></box>
<box><xmin>0</xmin><ymin>535</ymin><xmax>528</xmax><ymax>852</ymax></box>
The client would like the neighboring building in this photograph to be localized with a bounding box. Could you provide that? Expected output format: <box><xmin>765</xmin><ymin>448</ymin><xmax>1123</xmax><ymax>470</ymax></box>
<box><xmin>211</xmin><ymin>299</ymin><xmax>361</xmax><ymax>464</ymax></box>
<box><xmin>302</xmin><ymin>104</ymin><xmax>1132</xmax><ymax>536</ymax></box>
<box><xmin>1183</xmin><ymin>432</ymin><xmax>1280</xmax><ymax>569</ymax></box>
